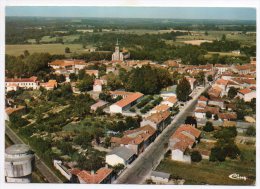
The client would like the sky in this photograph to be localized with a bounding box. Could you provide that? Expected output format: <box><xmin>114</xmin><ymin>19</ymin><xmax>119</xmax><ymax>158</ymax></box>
<box><xmin>6</xmin><ymin>7</ymin><xmax>256</xmax><ymax>20</ymax></box>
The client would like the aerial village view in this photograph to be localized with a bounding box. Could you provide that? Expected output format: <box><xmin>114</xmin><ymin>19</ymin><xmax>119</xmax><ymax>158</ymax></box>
<box><xmin>4</xmin><ymin>6</ymin><xmax>256</xmax><ymax>186</ymax></box>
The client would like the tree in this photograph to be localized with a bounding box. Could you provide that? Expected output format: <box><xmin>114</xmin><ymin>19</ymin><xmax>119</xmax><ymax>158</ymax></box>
<box><xmin>176</xmin><ymin>78</ymin><xmax>191</xmax><ymax>102</ymax></box>
<box><xmin>203</xmin><ymin>121</ymin><xmax>214</xmax><ymax>132</ymax></box>
<box><xmin>228</xmin><ymin>87</ymin><xmax>238</xmax><ymax>99</ymax></box>
<box><xmin>69</xmin><ymin>73</ymin><xmax>78</xmax><ymax>82</ymax></box>
<box><xmin>24</xmin><ymin>50</ymin><xmax>30</xmax><ymax>57</ymax></box>
<box><xmin>213</xmin><ymin>114</ymin><xmax>219</xmax><ymax>120</ymax></box>
<box><xmin>77</xmin><ymin>75</ymin><xmax>94</xmax><ymax>92</ymax></box>
<box><xmin>221</xmin><ymin>34</ymin><xmax>226</xmax><ymax>41</ymax></box>
<box><xmin>65</xmin><ymin>47</ymin><xmax>71</xmax><ymax>53</ymax></box>
<box><xmin>78</xmin><ymin>69</ymin><xmax>86</xmax><ymax>80</ymax></box>
<box><xmin>185</xmin><ymin>116</ymin><xmax>197</xmax><ymax>127</ymax></box>
<box><xmin>113</xmin><ymin>164</ymin><xmax>125</xmax><ymax>174</ymax></box>
<box><xmin>246</xmin><ymin>126</ymin><xmax>256</xmax><ymax>136</ymax></box>
<box><xmin>195</xmin><ymin>71</ymin><xmax>205</xmax><ymax>85</ymax></box>
<box><xmin>209</xmin><ymin>147</ymin><xmax>226</xmax><ymax>162</ymax></box>
<box><xmin>206</xmin><ymin>111</ymin><xmax>212</xmax><ymax>119</ymax></box>
<box><xmin>191</xmin><ymin>151</ymin><xmax>202</xmax><ymax>162</ymax></box>
<box><xmin>207</xmin><ymin>75</ymin><xmax>213</xmax><ymax>82</ymax></box>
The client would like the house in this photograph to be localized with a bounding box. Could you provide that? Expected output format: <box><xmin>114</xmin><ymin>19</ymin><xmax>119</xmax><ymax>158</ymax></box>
<box><xmin>71</xmin><ymin>167</ymin><xmax>114</xmax><ymax>184</ymax></box>
<box><xmin>214</xmin><ymin>79</ymin><xmax>228</xmax><ymax>91</ymax></box>
<box><xmin>150</xmin><ymin>171</ymin><xmax>170</xmax><ymax>184</ymax></box>
<box><xmin>208</xmin><ymin>98</ymin><xmax>225</xmax><ymax>109</ymax></box>
<box><xmin>53</xmin><ymin>160</ymin><xmax>72</xmax><ymax>180</ymax></box>
<box><xmin>93</xmin><ymin>79</ymin><xmax>107</xmax><ymax>92</ymax></box>
<box><xmin>233</xmin><ymin>64</ymin><xmax>253</xmax><ymax>75</ymax></box>
<box><xmin>5</xmin><ymin>77</ymin><xmax>39</xmax><ymax>91</ymax></box>
<box><xmin>111</xmin><ymin>125</ymin><xmax>156</xmax><ymax>155</ymax></box>
<box><xmin>49</xmin><ymin>59</ymin><xmax>86</xmax><ymax>74</ymax></box>
<box><xmin>90</xmin><ymin>100</ymin><xmax>108</xmax><ymax>111</ymax></box>
<box><xmin>197</xmin><ymin>96</ymin><xmax>208</xmax><ymax>105</ymax></box>
<box><xmin>160</xmin><ymin>85</ymin><xmax>177</xmax><ymax>98</ymax></box>
<box><xmin>215</xmin><ymin>64</ymin><xmax>230</xmax><ymax>74</ymax></box>
<box><xmin>169</xmin><ymin>124</ymin><xmax>201</xmax><ymax>163</ymax></box>
<box><xmin>140</xmin><ymin>111</ymin><xmax>171</xmax><ymax>132</ymax></box>
<box><xmin>106</xmin><ymin>146</ymin><xmax>136</xmax><ymax>166</ymax></box>
<box><xmin>85</xmin><ymin>70</ymin><xmax>99</xmax><ymax>78</ymax></box>
<box><xmin>106</xmin><ymin>67</ymin><xmax>116</xmax><ymax>74</ymax></box>
<box><xmin>109</xmin><ymin>92</ymin><xmax>144</xmax><ymax>113</ymax></box>
<box><xmin>161</xmin><ymin>96</ymin><xmax>177</xmax><ymax>107</ymax></box>
<box><xmin>150</xmin><ymin>104</ymin><xmax>170</xmax><ymax>114</ymax></box>
<box><xmin>110</xmin><ymin>91</ymin><xmax>133</xmax><ymax>99</ymax></box>
<box><xmin>237</xmin><ymin>88</ymin><xmax>256</xmax><ymax>102</ymax></box>
<box><xmin>218</xmin><ymin>112</ymin><xmax>237</xmax><ymax>121</ymax></box>
<box><xmin>194</xmin><ymin>106</ymin><xmax>219</xmax><ymax>119</ymax></box>
<box><xmin>40</xmin><ymin>80</ymin><xmax>57</xmax><ymax>90</ymax></box>
<box><xmin>208</xmin><ymin>86</ymin><xmax>222</xmax><ymax>98</ymax></box>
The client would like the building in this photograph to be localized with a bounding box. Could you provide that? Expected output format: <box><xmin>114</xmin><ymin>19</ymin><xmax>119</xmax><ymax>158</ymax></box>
<box><xmin>71</xmin><ymin>167</ymin><xmax>114</xmax><ymax>184</ymax></box>
<box><xmin>6</xmin><ymin>77</ymin><xmax>39</xmax><ymax>91</ymax></box>
<box><xmin>48</xmin><ymin>59</ymin><xmax>86</xmax><ymax>74</ymax></box>
<box><xmin>150</xmin><ymin>104</ymin><xmax>170</xmax><ymax>114</ymax></box>
<box><xmin>110</xmin><ymin>125</ymin><xmax>156</xmax><ymax>155</ymax></box>
<box><xmin>40</xmin><ymin>80</ymin><xmax>57</xmax><ymax>90</ymax></box>
<box><xmin>53</xmin><ymin>160</ymin><xmax>72</xmax><ymax>180</ymax></box>
<box><xmin>5</xmin><ymin>144</ymin><xmax>35</xmax><ymax>183</ymax></box>
<box><xmin>112</xmin><ymin>39</ymin><xmax>124</xmax><ymax>61</ymax></box>
<box><xmin>169</xmin><ymin>124</ymin><xmax>201</xmax><ymax>163</ymax></box>
<box><xmin>237</xmin><ymin>88</ymin><xmax>256</xmax><ymax>102</ymax></box>
<box><xmin>197</xmin><ymin>96</ymin><xmax>208</xmax><ymax>105</ymax></box>
<box><xmin>90</xmin><ymin>100</ymin><xmax>108</xmax><ymax>111</ymax></box>
<box><xmin>93</xmin><ymin>79</ymin><xmax>107</xmax><ymax>92</ymax></box>
<box><xmin>161</xmin><ymin>96</ymin><xmax>177</xmax><ymax>107</ymax></box>
<box><xmin>150</xmin><ymin>171</ymin><xmax>170</xmax><ymax>184</ymax></box>
<box><xmin>140</xmin><ymin>111</ymin><xmax>171</xmax><ymax>132</ymax></box>
<box><xmin>186</xmin><ymin>77</ymin><xmax>197</xmax><ymax>90</ymax></box>
<box><xmin>106</xmin><ymin>146</ymin><xmax>136</xmax><ymax>166</ymax></box>
<box><xmin>109</xmin><ymin>92</ymin><xmax>144</xmax><ymax>113</ymax></box>
<box><xmin>218</xmin><ymin>112</ymin><xmax>237</xmax><ymax>121</ymax></box>
<box><xmin>85</xmin><ymin>70</ymin><xmax>99</xmax><ymax>78</ymax></box>
<box><xmin>215</xmin><ymin>64</ymin><xmax>230</xmax><ymax>74</ymax></box>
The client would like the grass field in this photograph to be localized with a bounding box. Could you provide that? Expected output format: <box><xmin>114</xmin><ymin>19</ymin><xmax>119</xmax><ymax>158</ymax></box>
<box><xmin>6</xmin><ymin>43</ymin><xmax>88</xmax><ymax>56</ymax></box>
<box><xmin>156</xmin><ymin>144</ymin><xmax>255</xmax><ymax>185</ymax></box>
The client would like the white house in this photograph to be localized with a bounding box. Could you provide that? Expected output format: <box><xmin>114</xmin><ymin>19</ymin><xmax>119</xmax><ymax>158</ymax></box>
<box><xmin>93</xmin><ymin>79</ymin><xmax>107</xmax><ymax>92</ymax></box>
<box><xmin>171</xmin><ymin>146</ymin><xmax>191</xmax><ymax>163</ymax></box>
<box><xmin>6</xmin><ymin>77</ymin><xmax>39</xmax><ymax>91</ymax></box>
<box><xmin>105</xmin><ymin>146</ymin><xmax>135</xmax><ymax>166</ymax></box>
<box><xmin>109</xmin><ymin>92</ymin><xmax>143</xmax><ymax>113</ymax></box>
<box><xmin>161</xmin><ymin>96</ymin><xmax>177</xmax><ymax>107</ymax></box>
<box><xmin>237</xmin><ymin>88</ymin><xmax>256</xmax><ymax>102</ymax></box>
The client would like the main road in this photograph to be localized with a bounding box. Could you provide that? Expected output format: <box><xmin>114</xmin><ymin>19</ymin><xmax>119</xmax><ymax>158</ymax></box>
<box><xmin>115</xmin><ymin>84</ymin><xmax>211</xmax><ymax>184</ymax></box>
<box><xmin>5</xmin><ymin>125</ymin><xmax>63</xmax><ymax>183</ymax></box>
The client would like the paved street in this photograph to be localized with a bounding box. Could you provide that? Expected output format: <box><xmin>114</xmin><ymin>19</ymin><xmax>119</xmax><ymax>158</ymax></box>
<box><xmin>5</xmin><ymin>125</ymin><xmax>63</xmax><ymax>183</ymax></box>
<box><xmin>115</xmin><ymin>85</ymin><xmax>210</xmax><ymax>184</ymax></box>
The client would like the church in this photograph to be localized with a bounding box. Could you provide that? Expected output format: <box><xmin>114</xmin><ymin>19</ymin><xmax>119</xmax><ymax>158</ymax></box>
<box><xmin>112</xmin><ymin>39</ymin><xmax>124</xmax><ymax>61</ymax></box>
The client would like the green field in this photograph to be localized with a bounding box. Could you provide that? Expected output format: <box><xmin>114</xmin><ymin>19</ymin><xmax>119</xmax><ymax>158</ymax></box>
<box><xmin>6</xmin><ymin>43</ymin><xmax>89</xmax><ymax>56</ymax></box>
<box><xmin>156</xmin><ymin>144</ymin><xmax>255</xmax><ymax>185</ymax></box>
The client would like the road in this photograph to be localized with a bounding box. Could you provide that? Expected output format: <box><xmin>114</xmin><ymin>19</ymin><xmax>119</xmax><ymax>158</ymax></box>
<box><xmin>5</xmin><ymin>125</ymin><xmax>63</xmax><ymax>183</ymax></box>
<box><xmin>115</xmin><ymin>85</ymin><xmax>210</xmax><ymax>184</ymax></box>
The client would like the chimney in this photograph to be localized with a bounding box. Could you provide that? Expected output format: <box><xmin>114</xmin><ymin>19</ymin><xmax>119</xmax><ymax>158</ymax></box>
<box><xmin>91</xmin><ymin>170</ymin><xmax>95</xmax><ymax>175</ymax></box>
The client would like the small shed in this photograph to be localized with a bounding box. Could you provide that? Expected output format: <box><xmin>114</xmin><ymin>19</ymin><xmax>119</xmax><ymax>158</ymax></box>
<box><xmin>150</xmin><ymin>171</ymin><xmax>170</xmax><ymax>184</ymax></box>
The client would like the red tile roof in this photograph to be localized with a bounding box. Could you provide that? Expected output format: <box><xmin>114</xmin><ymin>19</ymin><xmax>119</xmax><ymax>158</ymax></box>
<box><xmin>238</xmin><ymin>88</ymin><xmax>252</xmax><ymax>95</ymax></box>
<box><xmin>76</xmin><ymin>168</ymin><xmax>113</xmax><ymax>184</ymax></box>
<box><xmin>178</xmin><ymin>124</ymin><xmax>201</xmax><ymax>138</ymax></box>
<box><xmin>49</xmin><ymin>59</ymin><xmax>85</xmax><ymax>67</ymax></box>
<box><xmin>216</xmin><ymin>79</ymin><xmax>228</xmax><ymax>86</ymax></box>
<box><xmin>114</xmin><ymin>92</ymin><xmax>144</xmax><ymax>108</ymax></box>
<box><xmin>165</xmin><ymin>96</ymin><xmax>177</xmax><ymax>104</ymax></box>
<box><xmin>146</xmin><ymin>111</ymin><xmax>171</xmax><ymax>124</ymax></box>
<box><xmin>198</xmin><ymin>96</ymin><xmax>208</xmax><ymax>102</ymax></box>
<box><xmin>218</xmin><ymin>112</ymin><xmax>237</xmax><ymax>120</ymax></box>
<box><xmin>6</xmin><ymin>76</ymin><xmax>38</xmax><ymax>83</ymax></box>
<box><xmin>152</xmin><ymin>104</ymin><xmax>170</xmax><ymax>112</ymax></box>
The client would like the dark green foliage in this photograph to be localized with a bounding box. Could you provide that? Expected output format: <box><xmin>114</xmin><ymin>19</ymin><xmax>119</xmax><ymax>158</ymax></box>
<box><xmin>185</xmin><ymin>116</ymin><xmax>197</xmax><ymax>127</ymax></box>
<box><xmin>191</xmin><ymin>151</ymin><xmax>202</xmax><ymax>162</ymax></box>
<box><xmin>176</xmin><ymin>78</ymin><xmax>191</xmax><ymax>102</ymax></box>
<box><xmin>246</xmin><ymin>126</ymin><xmax>256</xmax><ymax>136</ymax></box>
<box><xmin>203</xmin><ymin>121</ymin><xmax>214</xmax><ymax>132</ymax></box>
<box><xmin>214</xmin><ymin>127</ymin><xmax>237</xmax><ymax>140</ymax></box>
<box><xmin>69</xmin><ymin>73</ymin><xmax>78</xmax><ymax>82</ymax></box>
<box><xmin>228</xmin><ymin>87</ymin><xmax>238</xmax><ymax>99</ymax></box>
<box><xmin>201</xmin><ymin>39</ymin><xmax>240</xmax><ymax>52</ymax></box>
<box><xmin>126</xmin><ymin>65</ymin><xmax>172</xmax><ymax>94</ymax></box>
<box><xmin>65</xmin><ymin>47</ymin><xmax>71</xmax><ymax>53</ymax></box>
<box><xmin>207</xmin><ymin>75</ymin><xmax>213</xmax><ymax>82</ymax></box>
<box><xmin>9</xmin><ymin>113</ymin><xmax>30</xmax><ymax>129</ymax></box>
<box><xmin>206</xmin><ymin>111</ymin><xmax>212</xmax><ymax>119</ymax></box>
<box><xmin>136</xmin><ymin>96</ymin><xmax>153</xmax><ymax>109</ymax></box>
<box><xmin>77</xmin><ymin>74</ymin><xmax>94</xmax><ymax>92</ymax></box>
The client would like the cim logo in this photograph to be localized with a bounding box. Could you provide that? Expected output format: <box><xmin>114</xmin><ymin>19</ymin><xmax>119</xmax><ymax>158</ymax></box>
<box><xmin>229</xmin><ymin>173</ymin><xmax>247</xmax><ymax>181</ymax></box>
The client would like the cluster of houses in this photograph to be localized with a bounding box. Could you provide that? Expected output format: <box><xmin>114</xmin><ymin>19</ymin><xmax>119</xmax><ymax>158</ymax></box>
<box><xmin>169</xmin><ymin>124</ymin><xmax>201</xmax><ymax>163</ymax></box>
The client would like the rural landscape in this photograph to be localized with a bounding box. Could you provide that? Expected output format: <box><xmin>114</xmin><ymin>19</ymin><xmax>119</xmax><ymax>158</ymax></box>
<box><xmin>4</xmin><ymin>7</ymin><xmax>256</xmax><ymax>186</ymax></box>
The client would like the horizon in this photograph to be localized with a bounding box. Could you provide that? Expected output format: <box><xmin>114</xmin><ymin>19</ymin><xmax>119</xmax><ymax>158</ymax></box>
<box><xmin>6</xmin><ymin>7</ymin><xmax>256</xmax><ymax>21</ymax></box>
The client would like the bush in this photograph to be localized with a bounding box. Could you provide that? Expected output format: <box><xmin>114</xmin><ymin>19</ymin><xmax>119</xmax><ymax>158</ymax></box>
<box><xmin>203</xmin><ymin>121</ymin><xmax>214</xmax><ymax>132</ymax></box>
<box><xmin>191</xmin><ymin>151</ymin><xmax>202</xmax><ymax>162</ymax></box>
<box><xmin>129</xmin><ymin>107</ymin><xmax>136</xmax><ymax>112</ymax></box>
<box><xmin>206</xmin><ymin>111</ymin><xmax>212</xmax><ymax>119</ymax></box>
<box><xmin>246</xmin><ymin>126</ymin><xmax>256</xmax><ymax>136</ymax></box>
